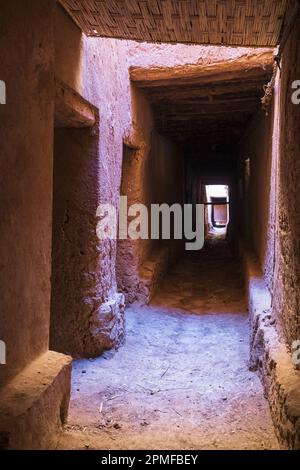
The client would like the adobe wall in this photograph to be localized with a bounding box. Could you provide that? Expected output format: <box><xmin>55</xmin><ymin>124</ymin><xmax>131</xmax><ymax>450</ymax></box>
<box><xmin>0</xmin><ymin>1</ymin><xmax>72</xmax><ymax>449</ymax></box>
<box><xmin>0</xmin><ymin>0</ymin><xmax>55</xmax><ymax>386</ymax></box>
<box><xmin>0</xmin><ymin>3</ymin><xmax>281</xmax><ymax>364</ymax></box>
<box><xmin>239</xmin><ymin>104</ymin><xmax>277</xmax><ymax>293</ymax></box>
<box><xmin>52</xmin><ymin>4</ymin><xmax>281</xmax><ymax>349</ymax></box>
<box><xmin>245</xmin><ymin>17</ymin><xmax>300</xmax><ymax>352</ymax></box>
<box><xmin>54</xmin><ymin>7</ymin><xmax>256</xmax><ymax>313</ymax></box>
<box><xmin>273</xmin><ymin>19</ymin><xmax>300</xmax><ymax>346</ymax></box>
<box><xmin>241</xmin><ymin>19</ymin><xmax>300</xmax><ymax>448</ymax></box>
<box><xmin>116</xmin><ymin>85</ymin><xmax>185</xmax><ymax>305</ymax></box>
<box><xmin>52</xmin><ymin>7</ymin><xmax>129</xmax><ymax>355</ymax></box>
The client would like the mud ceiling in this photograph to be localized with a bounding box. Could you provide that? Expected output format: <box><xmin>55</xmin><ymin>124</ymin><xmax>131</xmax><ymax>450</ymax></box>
<box><xmin>59</xmin><ymin>1</ymin><xmax>287</xmax><ymax>146</ymax></box>
<box><xmin>60</xmin><ymin>0</ymin><xmax>288</xmax><ymax>47</ymax></box>
<box><xmin>130</xmin><ymin>51</ymin><xmax>274</xmax><ymax>145</ymax></box>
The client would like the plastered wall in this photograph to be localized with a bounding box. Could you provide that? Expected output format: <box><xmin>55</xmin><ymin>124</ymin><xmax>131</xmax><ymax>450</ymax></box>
<box><xmin>0</xmin><ymin>0</ymin><xmax>54</xmax><ymax>386</ymax></box>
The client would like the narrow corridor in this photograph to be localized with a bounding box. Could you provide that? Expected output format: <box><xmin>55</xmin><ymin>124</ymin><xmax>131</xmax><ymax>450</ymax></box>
<box><xmin>58</xmin><ymin>240</ymin><xmax>278</xmax><ymax>450</ymax></box>
<box><xmin>1</xmin><ymin>0</ymin><xmax>300</xmax><ymax>452</ymax></box>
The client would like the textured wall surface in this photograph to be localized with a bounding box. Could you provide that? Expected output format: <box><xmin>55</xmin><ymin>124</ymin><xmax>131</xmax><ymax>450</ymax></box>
<box><xmin>0</xmin><ymin>350</ymin><xmax>72</xmax><ymax>449</ymax></box>
<box><xmin>242</xmin><ymin>20</ymin><xmax>300</xmax><ymax>449</ymax></box>
<box><xmin>116</xmin><ymin>86</ymin><xmax>185</xmax><ymax>305</ymax></box>
<box><xmin>53</xmin><ymin>6</ymin><xmax>259</xmax><ymax>334</ymax></box>
<box><xmin>51</xmin><ymin>128</ymin><xmax>126</xmax><ymax>356</ymax></box>
<box><xmin>240</xmin><ymin>102</ymin><xmax>278</xmax><ymax>293</ymax></box>
<box><xmin>245</xmin><ymin>254</ymin><xmax>300</xmax><ymax>449</ymax></box>
<box><xmin>273</xmin><ymin>20</ymin><xmax>300</xmax><ymax>346</ymax></box>
<box><xmin>4</xmin><ymin>1</ymin><xmax>297</xmax><ymax>450</ymax></box>
<box><xmin>52</xmin><ymin>7</ymin><xmax>128</xmax><ymax>355</ymax></box>
<box><xmin>0</xmin><ymin>0</ymin><xmax>55</xmax><ymax>386</ymax></box>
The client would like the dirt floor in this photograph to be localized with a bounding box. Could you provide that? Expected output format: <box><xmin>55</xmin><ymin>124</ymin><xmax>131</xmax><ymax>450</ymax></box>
<box><xmin>57</xmin><ymin>234</ymin><xmax>279</xmax><ymax>450</ymax></box>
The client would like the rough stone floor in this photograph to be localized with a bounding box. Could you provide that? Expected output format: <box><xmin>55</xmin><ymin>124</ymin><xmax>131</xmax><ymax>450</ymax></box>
<box><xmin>57</xmin><ymin>237</ymin><xmax>279</xmax><ymax>450</ymax></box>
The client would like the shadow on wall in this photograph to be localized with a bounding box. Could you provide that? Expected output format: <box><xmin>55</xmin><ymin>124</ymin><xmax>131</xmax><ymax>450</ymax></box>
<box><xmin>116</xmin><ymin>144</ymin><xmax>141</xmax><ymax>304</ymax></box>
<box><xmin>50</xmin><ymin>127</ymin><xmax>101</xmax><ymax>356</ymax></box>
<box><xmin>55</xmin><ymin>3</ymin><xmax>83</xmax><ymax>93</ymax></box>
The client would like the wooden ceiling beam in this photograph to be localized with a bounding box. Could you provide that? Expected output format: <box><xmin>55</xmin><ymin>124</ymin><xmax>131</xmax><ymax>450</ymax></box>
<box><xmin>144</xmin><ymin>83</ymin><xmax>266</xmax><ymax>102</ymax></box>
<box><xmin>130</xmin><ymin>51</ymin><xmax>274</xmax><ymax>88</ymax></box>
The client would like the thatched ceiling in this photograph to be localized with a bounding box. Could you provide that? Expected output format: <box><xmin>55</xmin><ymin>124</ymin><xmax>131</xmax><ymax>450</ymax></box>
<box><xmin>130</xmin><ymin>51</ymin><xmax>274</xmax><ymax>145</ymax></box>
<box><xmin>60</xmin><ymin>0</ymin><xmax>288</xmax><ymax>47</ymax></box>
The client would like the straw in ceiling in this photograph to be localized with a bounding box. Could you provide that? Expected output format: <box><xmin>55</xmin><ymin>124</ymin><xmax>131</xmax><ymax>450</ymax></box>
<box><xmin>60</xmin><ymin>0</ymin><xmax>288</xmax><ymax>47</ymax></box>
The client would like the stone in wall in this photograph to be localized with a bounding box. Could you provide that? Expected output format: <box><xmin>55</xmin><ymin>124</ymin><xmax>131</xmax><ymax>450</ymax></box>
<box><xmin>273</xmin><ymin>19</ymin><xmax>300</xmax><ymax>346</ymax></box>
<box><xmin>246</xmin><ymin>253</ymin><xmax>300</xmax><ymax>450</ymax></box>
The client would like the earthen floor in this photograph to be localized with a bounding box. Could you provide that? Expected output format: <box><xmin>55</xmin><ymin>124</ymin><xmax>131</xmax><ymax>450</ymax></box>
<box><xmin>57</xmin><ymin>239</ymin><xmax>278</xmax><ymax>450</ymax></box>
